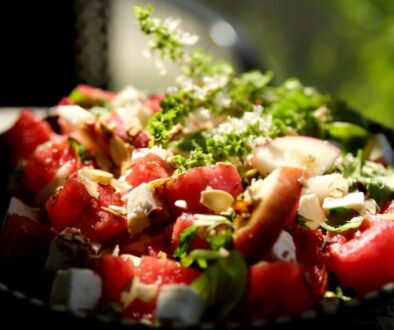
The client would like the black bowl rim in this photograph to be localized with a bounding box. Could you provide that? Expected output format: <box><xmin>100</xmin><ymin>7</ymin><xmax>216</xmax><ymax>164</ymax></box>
<box><xmin>1</xmin><ymin>279</ymin><xmax>394</xmax><ymax>328</ymax></box>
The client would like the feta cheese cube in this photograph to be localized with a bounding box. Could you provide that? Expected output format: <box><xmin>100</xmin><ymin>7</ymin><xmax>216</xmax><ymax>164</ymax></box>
<box><xmin>297</xmin><ymin>194</ymin><xmax>326</xmax><ymax>230</ymax></box>
<box><xmin>323</xmin><ymin>192</ymin><xmax>365</xmax><ymax>215</ymax></box>
<box><xmin>6</xmin><ymin>197</ymin><xmax>39</xmax><ymax>221</ymax></box>
<box><xmin>156</xmin><ymin>284</ymin><xmax>205</xmax><ymax>327</ymax></box>
<box><xmin>50</xmin><ymin>268</ymin><xmax>102</xmax><ymax>313</ymax></box>
<box><xmin>271</xmin><ymin>230</ymin><xmax>296</xmax><ymax>262</ymax></box>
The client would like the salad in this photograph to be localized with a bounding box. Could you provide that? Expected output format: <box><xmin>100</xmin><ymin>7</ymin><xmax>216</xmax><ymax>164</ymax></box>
<box><xmin>1</xmin><ymin>5</ymin><xmax>394</xmax><ymax>326</ymax></box>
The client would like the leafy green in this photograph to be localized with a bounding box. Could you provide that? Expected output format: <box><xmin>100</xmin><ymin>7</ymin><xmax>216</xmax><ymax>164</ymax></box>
<box><xmin>263</xmin><ymin>79</ymin><xmax>328</xmax><ymax>137</ymax></box>
<box><xmin>182</xmin><ymin>249</ymin><xmax>225</xmax><ymax>269</ymax></box>
<box><xmin>206</xmin><ymin>229</ymin><xmax>232</xmax><ymax>251</ymax></box>
<box><xmin>335</xmin><ymin>150</ymin><xmax>394</xmax><ymax>206</ymax></box>
<box><xmin>134</xmin><ymin>4</ymin><xmax>194</xmax><ymax>63</ymax></box>
<box><xmin>172</xmin><ymin>150</ymin><xmax>215</xmax><ymax>175</ymax></box>
<box><xmin>225</xmin><ymin>70</ymin><xmax>272</xmax><ymax>116</ymax></box>
<box><xmin>173</xmin><ymin>225</ymin><xmax>198</xmax><ymax>258</ymax></box>
<box><xmin>324</xmin><ymin>122</ymin><xmax>371</xmax><ymax>152</ymax></box>
<box><xmin>190</xmin><ymin>250</ymin><xmax>247</xmax><ymax>319</ymax></box>
<box><xmin>325</xmin><ymin>207</ymin><xmax>360</xmax><ymax>226</ymax></box>
<box><xmin>69</xmin><ymin>89</ymin><xmax>110</xmax><ymax>109</ymax></box>
<box><xmin>323</xmin><ymin>287</ymin><xmax>352</xmax><ymax>302</ymax></box>
<box><xmin>185</xmin><ymin>49</ymin><xmax>233</xmax><ymax>83</ymax></box>
<box><xmin>321</xmin><ymin>215</ymin><xmax>364</xmax><ymax>233</ymax></box>
<box><xmin>68</xmin><ymin>137</ymin><xmax>91</xmax><ymax>162</ymax></box>
<box><xmin>173</xmin><ymin>218</ymin><xmax>233</xmax><ymax>268</ymax></box>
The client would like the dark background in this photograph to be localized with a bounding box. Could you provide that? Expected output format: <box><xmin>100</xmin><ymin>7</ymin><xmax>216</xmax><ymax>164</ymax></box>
<box><xmin>0</xmin><ymin>0</ymin><xmax>392</xmax><ymax>128</ymax></box>
<box><xmin>0</xmin><ymin>1</ymin><xmax>76</xmax><ymax>106</ymax></box>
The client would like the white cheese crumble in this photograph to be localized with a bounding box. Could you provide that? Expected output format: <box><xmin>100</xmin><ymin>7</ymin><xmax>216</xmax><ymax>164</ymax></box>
<box><xmin>156</xmin><ymin>284</ymin><xmax>205</xmax><ymax>327</ymax></box>
<box><xmin>297</xmin><ymin>193</ymin><xmax>326</xmax><ymax>230</ymax></box>
<box><xmin>112</xmin><ymin>85</ymin><xmax>153</xmax><ymax>129</ymax></box>
<box><xmin>323</xmin><ymin>191</ymin><xmax>366</xmax><ymax>215</ymax></box>
<box><xmin>50</xmin><ymin>268</ymin><xmax>102</xmax><ymax>312</ymax></box>
<box><xmin>6</xmin><ymin>197</ymin><xmax>40</xmax><ymax>221</ymax></box>
<box><xmin>271</xmin><ymin>230</ymin><xmax>296</xmax><ymax>262</ymax></box>
<box><xmin>174</xmin><ymin>200</ymin><xmax>188</xmax><ymax>210</ymax></box>
<box><xmin>57</xmin><ymin>105</ymin><xmax>95</xmax><ymax>128</ymax></box>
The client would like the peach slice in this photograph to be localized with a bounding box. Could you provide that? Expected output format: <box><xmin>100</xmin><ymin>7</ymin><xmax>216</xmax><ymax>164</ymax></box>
<box><xmin>233</xmin><ymin>167</ymin><xmax>304</xmax><ymax>260</ymax></box>
<box><xmin>253</xmin><ymin>136</ymin><xmax>340</xmax><ymax>176</ymax></box>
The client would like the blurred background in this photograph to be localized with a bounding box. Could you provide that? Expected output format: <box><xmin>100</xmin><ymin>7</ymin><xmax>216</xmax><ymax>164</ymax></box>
<box><xmin>0</xmin><ymin>0</ymin><xmax>393</xmax><ymax>127</ymax></box>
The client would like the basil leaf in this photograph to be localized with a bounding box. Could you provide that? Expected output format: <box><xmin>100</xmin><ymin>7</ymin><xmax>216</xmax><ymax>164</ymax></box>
<box><xmin>190</xmin><ymin>250</ymin><xmax>247</xmax><ymax>318</ymax></box>
<box><xmin>173</xmin><ymin>225</ymin><xmax>199</xmax><ymax>258</ymax></box>
<box><xmin>324</xmin><ymin>122</ymin><xmax>371</xmax><ymax>151</ymax></box>
<box><xmin>321</xmin><ymin>215</ymin><xmax>364</xmax><ymax>233</ymax></box>
<box><xmin>206</xmin><ymin>229</ymin><xmax>232</xmax><ymax>251</ymax></box>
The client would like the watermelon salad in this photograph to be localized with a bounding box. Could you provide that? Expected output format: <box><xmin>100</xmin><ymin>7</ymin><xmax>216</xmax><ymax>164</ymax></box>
<box><xmin>1</xmin><ymin>5</ymin><xmax>394</xmax><ymax>326</ymax></box>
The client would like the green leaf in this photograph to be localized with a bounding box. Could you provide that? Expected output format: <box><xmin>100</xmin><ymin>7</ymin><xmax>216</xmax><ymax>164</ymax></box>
<box><xmin>360</xmin><ymin>177</ymin><xmax>394</xmax><ymax>206</ymax></box>
<box><xmin>323</xmin><ymin>286</ymin><xmax>352</xmax><ymax>302</ymax></box>
<box><xmin>173</xmin><ymin>225</ymin><xmax>199</xmax><ymax>258</ymax></box>
<box><xmin>68</xmin><ymin>137</ymin><xmax>91</xmax><ymax>162</ymax></box>
<box><xmin>335</xmin><ymin>150</ymin><xmax>394</xmax><ymax>206</ymax></box>
<box><xmin>206</xmin><ymin>229</ymin><xmax>232</xmax><ymax>251</ymax></box>
<box><xmin>324</xmin><ymin>122</ymin><xmax>371</xmax><ymax>141</ymax></box>
<box><xmin>172</xmin><ymin>150</ymin><xmax>215</xmax><ymax>175</ymax></box>
<box><xmin>190</xmin><ymin>250</ymin><xmax>247</xmax><ymax>319</ymax></box>
<box><xmin>321</xmin><ymin>215</ymin><xmax>364</xmax><ymax>233</ymax></box>
<box><xmin>325</xmin><ymin>207</ymin><xmax>360</xmax><ymax>227</ymax></box>
<box><xmin>324</xmin><ymin>122</ymin><xmax>371</xmax><ymax>151</ymax></box>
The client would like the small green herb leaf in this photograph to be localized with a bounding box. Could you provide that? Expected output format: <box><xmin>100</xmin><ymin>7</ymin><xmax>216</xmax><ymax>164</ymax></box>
<box><xmin>190</xmin><ymin>250</ymin><xmax>247</xmax><ymax>318</ymax></box>
<box><xmin>68</xmin><ymin>137</ymin><xmax>91</xmax><ymax>162</ymax></box>
<box><xmin>173</xmin><ymin>225</ymin><xmax>199</xmax><ymax>258</ymax></box>
<box><xmin>321</xmin><ymin>215</ymin><xmax>364</xmax><ymax>233</ymax></box>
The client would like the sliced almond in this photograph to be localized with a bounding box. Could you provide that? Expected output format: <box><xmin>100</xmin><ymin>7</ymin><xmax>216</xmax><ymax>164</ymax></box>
<box><xmin>148</xmin><ymin>177</ymin><xmax>170</xmax><ymax>189</ymax></box>
<box><xmin>121</xmin><ymin>276</ymin><xmax>158</xmax><ymax>308</ymax></box>
<box><xmin>111</xmin><ymin>178</ymin><xmax>131</xmax><ymax>194</ymax></box>
<box><xmin>101</xmin><ymin>205</ymin><xmax>127</xmax><ymax>217</ymax></box>
<box><xmin>79</xmin><ymin>167</ymin><xmax>113</xmax><ymax>184</ymax></box>
<box><xmin>125</xmin><ymin>183</ymin><xmax>164</xmax><ymax>236</ymax></box>
<box><xmin>200</xmin><ymin>189</ymin><xmax>234</xmax><ymax>213</ymax></box>
<box><xmin>110</xmin><ymin>136</ymin><xmax>132</xmax><ymax>167</ymax></box>
<box><xmin>77</xmin><ymin>168</ymin><xmax>113</xmax><ymax>199</ymax></box>
<box><xmin>35</xmin><ymin>162</ymin><xmax>75</xmax><ymax>204</ymax></box>
<box><xmin>193</xmin><ymin>214</ymin><xmax>229</xmax><ymax>227</ymax></box>
<box><xmin>95</xmin><ymin>154</ymin><xmax>113</xmax><ymax>172</ymax></box>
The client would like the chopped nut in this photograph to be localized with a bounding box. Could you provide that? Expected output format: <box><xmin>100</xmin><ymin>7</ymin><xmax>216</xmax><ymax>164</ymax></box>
<box><xmin>200</xmin><ymin>189</ymin><xmax>234</xmax><ymax>213</ymax></box>
<box><xmin>109</xmin><ymin>136</ymin><xmax>133</xmax><ymax>167</ymax></box>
